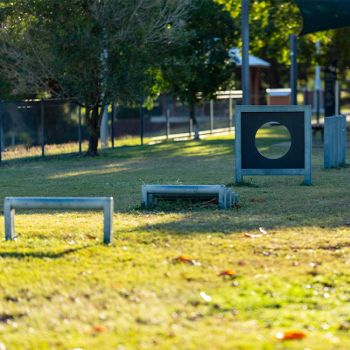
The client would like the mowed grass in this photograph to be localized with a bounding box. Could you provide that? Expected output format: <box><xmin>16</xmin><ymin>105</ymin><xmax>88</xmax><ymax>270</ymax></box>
<box><xmin>0</xmin><ymin>132</ymin><xmax>349</xmax><ymax>350</ymax></box>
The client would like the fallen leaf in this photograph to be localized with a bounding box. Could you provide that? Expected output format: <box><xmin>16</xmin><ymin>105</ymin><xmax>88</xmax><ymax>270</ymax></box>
<box><xmin>259</xmin><ymin>227</ymin><xmax>268</xmax><ymax>235</ymax></box>
<box><xmin>218</xmin><ymin>269</ymin><xmax>237</xmax><ymax>277</ymax></box>
<box><xmin>199</xmin><ymin>291</ymin><xmax>212</xmax><ymax>303</ymax></box>
<box><xmin>275</xmin><ymin>331</ymin><xmax>306</xmax><ymax>341</ymax></box>
<box><xmin>85</xmin><ymin>234</ymin><xmax>97</xmax><ymax>240</ymax></box>
<box><xmin>174</xmin><ymin>256</ymin><xmax>201</xmax><ymax>266</ymax></box>
<box><xmin>243</xmin><ymin>233</ymin><xmax>263</xmax><ymax>238</ymax></box>
<box><xmin>90</xmin><ymin>325</ymin><xmax>107</xmax><ymax>334</ymax></box>
<box><xmin>250</xmin><ymin>197</ymin><xmax>266</xmax><ymax>203</ymax></box>
<box><xmin>339</xmin><ymin>322</ymin><xmax>350</xmax><ymax>331</ymax></box>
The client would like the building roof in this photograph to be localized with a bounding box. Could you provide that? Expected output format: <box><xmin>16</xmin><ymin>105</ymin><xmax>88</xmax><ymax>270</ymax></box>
<box><xmin>229</xmin><ymin>48</ymin><xmax>271</xmax><ymax>68</ymax></box>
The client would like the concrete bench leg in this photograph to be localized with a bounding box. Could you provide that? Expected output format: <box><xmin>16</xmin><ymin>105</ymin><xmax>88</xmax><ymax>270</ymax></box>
<box><xmin>4</xmin><ymin>198</ymin><xmax>15</xmax><ymax>240</ymax></box>
<box><xmin>103</xmin><ymin>198</ymin><xmax>114</xmax><ymax>244</ymax></box>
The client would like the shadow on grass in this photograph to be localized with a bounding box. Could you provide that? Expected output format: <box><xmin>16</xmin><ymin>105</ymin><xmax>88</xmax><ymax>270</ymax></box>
<box><xmin>1</xmin><ymin>138</ymin><xmax>234</xmax><ymax>166</ymax></box>
<box><xmin>134</xmin><ymin>198</ymin><xmax>350</xmax><ymax>235</ymax></box>
<box><xmin>0</xmin><ymin>245</ymin><xmax>96</xmax><ymax>260</ymax></box>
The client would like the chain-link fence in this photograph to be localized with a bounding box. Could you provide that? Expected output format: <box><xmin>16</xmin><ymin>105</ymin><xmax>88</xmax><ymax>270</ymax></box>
<box><xmin>1</xmin><ymin>91</ymin><xmax>349</xmax><ymax>163</ymax></box>
<box><xmin>113</xmin><ymin>93</ymin><xmax>241</xmax><ymax>146</ymax></box>
<box><xmin>0</xmin><ymin>94</ymin><xmax>242</xmax><ymax>163</ymax></box>
<box><xmin>0</xmin><ymin>99</ymin><xmax>88</xmax><ymax>162</ymax></box>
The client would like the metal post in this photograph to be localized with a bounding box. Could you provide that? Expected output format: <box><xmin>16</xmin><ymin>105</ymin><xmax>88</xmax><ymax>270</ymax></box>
<box><xmin>111</xmin><ymin>103</ymin><xmax>115</xmax><ymax>149</ymax></box>
<box><xmin>140</xmin><ymin>104</ymin><xmax>144</xmax><ymax>146</ymax></box>
<box><xmin>229</xmin><ymin>97</ymin><xmax>233</xmax><ymax>129</ymax></box>
<box><xmin>335</xmin><ymin>80</ymin><xmax>340</xmax><ymax>115</ymax></box>
<box><xmin>290</xmin><ymin>34</ymin><xmax>298</xmax><ymax>105</ymax></box>
<box><xmin>103</xmin><ymin>197</ymin><xmax>114</xmax><ymax>245</ymax></box>
<box><xmin>315</xmin><ymin>41</ymin><xmax>321</xmax><ymax>124</ymax></box>
<box><xmin>210</xmin><ymin>100</ymin><xmax>214</xmax><ymax>133</ymax></box>
<box><xmin>40</xmin><ymin>99</ymin><xmax>45</xmax><ymax>159</ymax></box>
<box><xmin>316</xmin><ymin>88</ymin><xmax>321</xmax><ymax>124</ymax></box>
<box><xmin>242</xmin><ymin>0</ymin><xmax>250</xmax><ymax>105</ymax></box>
<box><xmin>78</xmin><ymin>106</ymin><xmax>82</xmax><ymax>154</ymax></box>
<box><xmin>0</xmin><ymin>102</ymin><xmax>2</xmax><ymax>166</ymax></box>
<box><xmin>166</xmin><ymin>107</ymin><xmax>170</xmax><ymax>140</ymax></box>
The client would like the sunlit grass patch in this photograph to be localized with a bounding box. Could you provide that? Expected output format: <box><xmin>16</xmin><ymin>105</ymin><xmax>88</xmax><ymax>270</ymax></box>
<box><xmin>0</xmin><ymin>134</ymin><xmax>349</xmax><ymax>349</ymax></box>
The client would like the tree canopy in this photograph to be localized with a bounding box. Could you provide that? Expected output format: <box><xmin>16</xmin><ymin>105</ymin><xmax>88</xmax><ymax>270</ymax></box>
<box><xmin>161</xmin><ymin>0</ymin><xmax>237</xmax><ymax>139</ymax></box>
<box><xmin>0</xmin><ymin>0</ymin><xmax>191</xmax><ymax>154</ymax></box>
<box><xmin>217</xmin><ymin>0</ymin><xmax>350</xmax><ymax>86</ymax></box>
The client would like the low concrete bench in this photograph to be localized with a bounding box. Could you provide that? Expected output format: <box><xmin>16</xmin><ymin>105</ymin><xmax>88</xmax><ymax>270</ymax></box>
<box><xmin>141</xmin><ymin>185</ymin><xmax>239</xmax><ymax>209</ymax></box>
<box><xmin>4</xmin><ymin>197</ymin><xmax>114</xmax><ymax>244</ymax></box>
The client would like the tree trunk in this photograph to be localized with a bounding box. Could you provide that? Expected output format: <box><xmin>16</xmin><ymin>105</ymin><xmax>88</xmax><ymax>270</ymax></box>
<box><xmin>87</xmin><ymin>105</ymin><xmax>100</xmax><ymax>156</ymax></box>
<box><xmin>190</xmin><ymin>102</ymin><xmax>200</xmax><ymax>140</ymax></box>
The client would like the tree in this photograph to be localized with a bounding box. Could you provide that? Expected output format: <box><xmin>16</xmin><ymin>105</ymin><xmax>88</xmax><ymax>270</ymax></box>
<box><xmin>161</xmin><ymin>0</ymin><xmax>237</xmax><ymax>140</ymax></box>
<box><xmin>216</xmin><ymin>0</ymin><xmax>346</xmax><ymax>88</ymax></box>
<box><xmin>0</xmin><ymin>0</ymin><xmax>191</xmax><ymax>155</ymax></box>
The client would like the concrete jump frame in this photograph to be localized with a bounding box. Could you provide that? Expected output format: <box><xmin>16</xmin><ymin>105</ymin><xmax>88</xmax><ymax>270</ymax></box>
<box><xmin>235</xmin><ymin>105</ymin><xmax>312</xmax><ymax>185</ymax></box>
<box><xmin>142</xmin><ymin>185</ymin><xmax>239</xmax><ymax>209</ymax></box>
<box><xmin>324</xmin><ymin>115</ymin><xmax>347</xmax><ymax>168</ymax></box>
<box><xmin>4</xmin><ymin>197</ymin><xmax>114</xmax><ymax>244</ymax></box>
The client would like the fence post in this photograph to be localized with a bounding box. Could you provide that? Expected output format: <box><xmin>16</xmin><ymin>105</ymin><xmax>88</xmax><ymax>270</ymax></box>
<box><xmin>140</xmin><ymin>104</ymin><xmax>144</xmax><ymax>146</ymax></box>
<box><xmin>111</xmin><ymin>103</ymin><xmax>115</xmax><ymax>149</ymax></box>
<box><xmin>229</xmin><ymin>97</ymin><xmax>233</xmax><ymax>129</ymax></box>
<box><xmin>189</xmin><ymin>118</ymin><xmax>193</xmax><ymax>138</ymax></box>
<box><xmin>78</xmin><ymin>105</ymin><xmax>82</xmax><ymax>154</ymax></box>
<box><xmin>166</xmin><ymin>108</ymin><xmax>170</xmax><ymax>140</ymax></box>
<box><xmin>210</xmin><ymin>100</ymin><xmax>214</xmax><ymax>133</ymax></box>
<box><xmin>41</xmin><ymin>99</ymin><xmax>45</xmax><ymax>159</ymax></box>
<box><xmin>0</xmin><ymin>102</ymin><xmax>2</xmax><ymax>166</ymax></box>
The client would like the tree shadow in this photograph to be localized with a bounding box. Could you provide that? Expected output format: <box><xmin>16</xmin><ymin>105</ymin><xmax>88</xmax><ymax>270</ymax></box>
<box><xmin>134</xmin><ymin>211</ymin><xmax>350</xmax><ymax>236</ymax></box>
<box><xmin>0</xmin><ymin>244</ymin><xmax>97</xmax><ymax>260</ymax></box>
<box><xmin>1</xmin><ymin>138</ymin><xmax>234</xmax><ymax>166</ymax></box>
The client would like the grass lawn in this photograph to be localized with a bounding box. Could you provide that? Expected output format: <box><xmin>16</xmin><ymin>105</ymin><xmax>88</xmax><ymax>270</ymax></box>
<box><xmin>0</xmin><ymin>133</ymin><xmax>349</xmax><ymax>350</ymax></box>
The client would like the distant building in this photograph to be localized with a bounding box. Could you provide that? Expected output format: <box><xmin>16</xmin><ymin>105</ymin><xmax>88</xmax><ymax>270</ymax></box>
<box><xmin>229</xmin><ymin>48</ymin><xmax>271</xmax><ymax>105</ymax></box>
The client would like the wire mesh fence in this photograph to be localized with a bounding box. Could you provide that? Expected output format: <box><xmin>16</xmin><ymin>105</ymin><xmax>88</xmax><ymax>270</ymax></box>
<box><xmin>1</xmin><ymin>91</ymin><xmax>348</xmax><ymax>164</ymax></box>
<box><xmin>0</xmin><ymin>94</ymin><xmax>242</xmax><ymax>164</ymax></box>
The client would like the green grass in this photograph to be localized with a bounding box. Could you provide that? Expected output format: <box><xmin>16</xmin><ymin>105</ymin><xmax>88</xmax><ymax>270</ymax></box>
<box><xmin>0</xmin><ymin>133</ymin><xmax>349</xmax><ymax>350</ymax></box>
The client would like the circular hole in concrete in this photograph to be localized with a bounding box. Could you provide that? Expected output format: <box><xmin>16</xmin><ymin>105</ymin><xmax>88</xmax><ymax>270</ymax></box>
<box><xmin>255</xmin><ymin>122</ymin><xmax>292</xmax><ymax>159</ymax></box>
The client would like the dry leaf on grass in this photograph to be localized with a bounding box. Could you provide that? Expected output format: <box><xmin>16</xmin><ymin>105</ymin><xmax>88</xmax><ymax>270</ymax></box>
<box><xmin>90</xmin><ymin>324</ymin><xmax>108</xmax><ymax>334</ymax></box>
<box><xmin>243</xmin><ymin>233</ymin><xmax>263</xmax><ymax>238</ymax></box>
<box><xmin>174</xmin><ymin>255</ymin><xmax>201</xmax><ymax>266</ymax></box>
<box><xmin>275</xmin><ymin>331</ymin><xmax>306</xmax><ymax>341</ymax></box>
<box><xmin>250</xmin><ymin>197</ymin><xmax>266</xmax><ymax>203</ymax></box>
<box><xmin>218</xmin><ymin>269</ymin><xmax>237</xmax><ymax>277</ymax></box>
